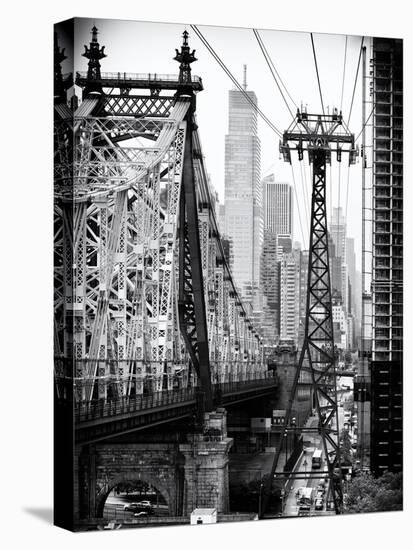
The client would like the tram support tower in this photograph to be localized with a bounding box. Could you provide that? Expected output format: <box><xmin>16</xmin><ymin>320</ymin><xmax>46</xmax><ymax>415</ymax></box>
<box><xmin>262</xmin><ymin>109</ymin><xmax>357</xmax><ymax>516</ymax></box>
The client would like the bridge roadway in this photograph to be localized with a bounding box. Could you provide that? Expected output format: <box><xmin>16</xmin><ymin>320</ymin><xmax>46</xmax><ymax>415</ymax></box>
<box><xmin>75</xmin><ymin>374</ymin><xmax>278</xmax><ymax>445</ymax></box>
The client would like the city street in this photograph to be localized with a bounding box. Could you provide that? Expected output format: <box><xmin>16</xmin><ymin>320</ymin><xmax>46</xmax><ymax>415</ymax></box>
<box><xmin>282</xmin><ymin>415</ymin><xmax>332</xmax><ymax>518</ymax></box>
<box><xmin>103</xmin><ymin>491</ymin><xmax>169</xmax><ymax>521</ymax></box>
<box><xmin>282</xmin><ymin>380</ymin><xmax>354</xmax><ymax>520</ymax></box>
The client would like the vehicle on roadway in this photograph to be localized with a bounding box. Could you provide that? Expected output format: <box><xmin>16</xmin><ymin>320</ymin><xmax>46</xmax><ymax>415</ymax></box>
<box><xmin>136</xmin><ymin>500</ymin><xmax>152</xmax><ymax>508</ymax></box>
<box><xmin>124</xmin><ymin>502</ymin><xmax>140</xmax><ymax>512</ymax></box>
<box><xmin>124</xmin><ymin>500</ymin><xmax>153</xmax><ymax>513</ymax></box>
<box><xmin>297</xmin><ymin>487</ymin><xmax>313</xmax><ymax>513</ymax></box>
<box><xmin>317</xmin><ymin>482</ymin><xmax>326</xmax><ymax>495</ymax></box>
<box><xmin>312</xmin><ymin>449</ymin><xmax>323</xmax><ymax>469</ymax></box>
<box><xmin>315</xmin><ymin>498</ymin><xmax>324</xmax><ymax>510</ymax></box>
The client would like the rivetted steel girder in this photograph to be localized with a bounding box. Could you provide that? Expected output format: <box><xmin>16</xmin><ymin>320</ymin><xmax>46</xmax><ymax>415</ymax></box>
<box><xmin>262</xmin><ymin>111</ymin><xmax>357</xmax><ymax>517</ymax></box>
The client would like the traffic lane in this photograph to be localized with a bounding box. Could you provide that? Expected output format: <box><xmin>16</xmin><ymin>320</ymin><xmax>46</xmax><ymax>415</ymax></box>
<box><xmin>282</xmin><ymin>450</ymin><xmax>310</xmax><ymax>516</ymax></box>
<box><xmin>282</xmin><ymin>449</ymin><xmax>317</xmax><ymax>517</ymax></box>
<box><xmin>284</xmin><ymin>438</ymin><xmax>332</xmax><ymax>518</ymax></box>
<box><xmin>104</xmin><ymin>497</ymin><xmax>169</xmax><ymax>519</ymax></box>
<box><xmin>104</xmin><ymin>503</ymin><xmax>170</xmax><ymax>520</ymax></box>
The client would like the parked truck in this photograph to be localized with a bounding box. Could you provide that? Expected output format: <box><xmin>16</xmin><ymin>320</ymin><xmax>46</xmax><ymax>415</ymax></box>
<box><xmin>296</xmin><ymin>487</ymin><xmax>313</xmax><ymax>514</ymax></box>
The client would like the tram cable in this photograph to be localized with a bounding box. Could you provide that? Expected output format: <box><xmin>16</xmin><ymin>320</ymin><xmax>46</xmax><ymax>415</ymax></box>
<box><xmin>191</xmin><ymin>25</ymin><xmax>283</xmax><ymax>138</ymax></box>
<box><xmin>253</xmin><ymin>29</ymin><xmax>296</xmax><ymax>118</ymax></box>
<box><xmin>310</xmin><ymin>33</ymin><xmax>326</xmax><ymax>116</ymax></box>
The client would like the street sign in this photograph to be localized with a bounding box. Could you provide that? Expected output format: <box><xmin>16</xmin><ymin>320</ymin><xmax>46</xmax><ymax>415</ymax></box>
<box><xmin>273</xmin><ymin>410</ymin><xmax>286</xmax><ymax>424</ymax></box>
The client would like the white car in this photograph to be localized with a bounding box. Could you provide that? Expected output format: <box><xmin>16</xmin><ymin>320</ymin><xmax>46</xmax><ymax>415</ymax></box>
<box><xmin>124</xmin><ymin>502</ymin><xmax>140</xmax><ymax>512</ymax></box>
<box><xmin>124</xmin><ymin>500</ymin><xmax>153</xmax><ymax>512</ymax></box>
<box><xmin>315</xmin><ymin>498</ymin><xmax>324</xmax><ymax>511</ymax></box>
<box><xmin>137</xmin><ymin>500</ymin><xmax>152</xmax><ymax>508</ymax></box>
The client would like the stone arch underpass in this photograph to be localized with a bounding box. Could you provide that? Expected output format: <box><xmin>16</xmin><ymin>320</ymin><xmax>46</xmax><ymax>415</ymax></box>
<box><xmin>78</xmin><ymin>443</ymin><xmax>184</xmax><ymax>519</ymax></box>
<box><xmin>76</xmin><ymin>410</ymin><xmax>232</xmax><ymax>522</ymax></box>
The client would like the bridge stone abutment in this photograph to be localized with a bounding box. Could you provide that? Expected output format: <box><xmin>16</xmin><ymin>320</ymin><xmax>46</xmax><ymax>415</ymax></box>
<box><xmin>179</xmin><ymin>408</ymin><xmax>233</xmax><ymax>514</ymax></box>
<box><xmin>76</xmin><ymin>409</ymin><xmax>233</xmax><ymax>520</ymax></box>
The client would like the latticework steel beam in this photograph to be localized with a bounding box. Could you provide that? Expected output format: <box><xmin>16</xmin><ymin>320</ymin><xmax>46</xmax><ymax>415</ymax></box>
<box><xmin>261</xmin><ymin>111</ymin><xmax>357</xmax><ymax>517</ymax></box>
<box><xmin>54</xmin><ymin>31</ymin><xmax>267</xmax><ymax>414</ymax></box>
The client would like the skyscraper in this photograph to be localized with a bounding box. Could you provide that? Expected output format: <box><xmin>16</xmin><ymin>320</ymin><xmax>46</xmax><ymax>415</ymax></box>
<box><xmin>346</xmin><ymin>237</ymin><xmax>357</xmax><ymax>303</ymax></box>
<box><xmin>298</xmin><ymin>249</ymin><xmax>309</xmax><ymax>345</ymax></box>
<box><xmin>330</xmin><ymin>207</ymin><xmax>349</xmax><ymax>313</ymax></box>
<box><xmin>369</xmin><ymin>37</ymin><xmax>403</xmax><ymax>476</ymax></box>
<box><xmin>330</xmin><ymin>206</ymin><xmax>346</xmax><ymax>259</ymax></box>
<box><xmin>277</xmin><ymin>234</ymin><xmax>293</xmax><ymax>256</ymax></box>
<box><xmin>263</xmin><ymin>175</ymin><xmax>293</xmax><ymax>235</ymax></box>
<box><xmin>328</xmin><ymin>234</ymin><xmax>343</xmax><ymax>300</ymax></box>
<box><xmin>261</xmin><ymin>231</ymin><xmax>279</xmax><ymax>334</ymax></box>
<box><xmin>346</xmin><ymin>237</ymin><xmax>359</xmax><ymax>346</ymax></box>
<box><xmin>261</xmin><ymin>177</ymin><xmax>294</xmax><ymax>338</ymax></box>
<box><xmin>279</xmin><ymin>250</ymin><xmax>300</xmax><ymax>342</ymax></box>
<box><xmin>224</xmin><ymin>77</ymin><xmax>262</xmax><ymax>300</ymax></box>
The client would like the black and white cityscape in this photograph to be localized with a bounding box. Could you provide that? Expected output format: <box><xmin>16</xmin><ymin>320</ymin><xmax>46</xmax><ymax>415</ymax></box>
<box><xmin>53</xmin><ymin>18</ymin><xmax>403</xmax><ymax>531</ymax></box>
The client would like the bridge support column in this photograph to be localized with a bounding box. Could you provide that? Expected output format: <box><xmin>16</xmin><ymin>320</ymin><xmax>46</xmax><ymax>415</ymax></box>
<box><xmin>78</xmin><ymin>444</ymin><xmax>97</xmax><ymax>520</ymax></box>
<box><xmin>180</xmin><ymin>408</ymin><xmax>233</xmax><ymax>515</ymax></box>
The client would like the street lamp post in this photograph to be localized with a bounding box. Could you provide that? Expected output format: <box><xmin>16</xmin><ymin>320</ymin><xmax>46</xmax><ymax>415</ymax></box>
<box><xmin>291</xmin><ymin>417</ymin><xmax>297</xmax><ymax>449</ymax></box>
<box><xmin>258</xmin><ymin>480</ymin><xmax>264</xmax><ymax>518</ymax></box>
<box><xmin>284</xmin><ymin>431</ymin><xmax>288</xmax><ymax>469</ymax></box>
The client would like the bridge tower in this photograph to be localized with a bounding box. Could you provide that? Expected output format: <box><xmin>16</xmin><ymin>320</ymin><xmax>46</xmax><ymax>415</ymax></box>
<box><xmin>174</xmin><ymin>31</ymin><xmax>213</xmax><ymax>413</ymax></box>
<box><xmin>54</xmin><ymin>32</ymin><xmax>68</xmax><ymax>103</ymax></box>
<box><xmin>262</xmin><ymin>110</ymin><xmax>357</xmax><ymax>515</ymax></box>
<box><xmin>82</xmin><ymin>25</ymin><xmax>106</xmax><ymax>95</ymax></box>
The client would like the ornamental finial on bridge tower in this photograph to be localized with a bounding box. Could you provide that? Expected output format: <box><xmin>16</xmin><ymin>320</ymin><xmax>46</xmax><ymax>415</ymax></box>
<box><xmin>82</xmin><ymin>25</ymin><xmax>107</xmax><ymax>95</ymax></box>
<box><xmin>174</xmin><ymin>30</ymin><xmax>197</xmax><ymax>95</ymax></box>
<box><xmin>54</xmin><ymin>32</ymin><xmax>67</xmax><ymax>103</ymax></box>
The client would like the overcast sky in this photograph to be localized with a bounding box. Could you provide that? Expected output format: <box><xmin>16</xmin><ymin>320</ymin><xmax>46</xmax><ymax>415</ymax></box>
<box><xmin>59</xmin><ymin>17</ymin><xmax>371</xmax><ymax>269</ymax></box>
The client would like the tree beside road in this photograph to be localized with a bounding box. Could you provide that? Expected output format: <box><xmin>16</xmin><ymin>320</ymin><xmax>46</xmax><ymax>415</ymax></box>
<box><xmin>344</xmin><ymin>471</ymin><xmax>402</xmax><ymax>513</ymax></box>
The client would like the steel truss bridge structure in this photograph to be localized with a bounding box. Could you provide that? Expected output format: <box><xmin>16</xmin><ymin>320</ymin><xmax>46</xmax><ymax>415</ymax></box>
<box><xmin>54</xmin><ymin>28</ymin><xmax>272</xmax><ymax>429</ymax></box>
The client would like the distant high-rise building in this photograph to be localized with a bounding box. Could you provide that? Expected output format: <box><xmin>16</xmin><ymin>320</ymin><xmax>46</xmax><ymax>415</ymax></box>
<box><xmin>369</xmin><ymin>37</ymin><xmax>403</xmax><ymax>476</ymax></box>
<box><xmin>341</xmin><ymin>263</ymin><xmax>349</xmax><ymax>315</ymax></box>
<box><xmin>263</xmin><ymin>175</ymin><xmax>293</xmax><ymax>235</ymax></box>
<box><xmin>353</xmin><ymin>270</ymin><xmax>362</xmax><ymax>344</ymax></box>
<box><xmin>332</xmin><ymin>295</ymin><xmax>348</xmax><ymax>350</ymax></box>
<box><xmin>331</xmin><ymin>207</ymin><xmax>346</xmax><ymax>260</ymax></box>
<box><xmin>279</xmin><ymin>249</ymin><xmax>300</xmax><ymax>342</ymax></box>
<box><xmin>346</xmin><ymin>238</ymin><xmax>357</xmax><ymax>312</ymax></box>
<box><xmin>298</xmin><ymin>249</ymin><xmax>309</xmax><ymax>345</ymax></box>
<box><xmin>224</xmin><ymin>78</ymin><xmax>262</xmax><ymax>300</ymax></box>
<box><xmin>217</xmin><ymin>203</ymin><xmax>226</xmax><ymax>236</ymax></box>
<box><xmin>328</xmin><ymin>233</ymin><xmax>343</xmax><ymax>300</ymax></box>
<box><xmin>261</xmin><ymin>231</ymin><xmax>279</xmax><ymax>335</ymax></box>
<box><xmin>277</xmin><ymin>234</ymin><xmax>293</xmax><ymax>256</ymax></box>
<box><xmin>346</xmin><ymin>238</ymin><xmax>356</xmax><ymax>297</ymax></box>
<box><xmin>261</xmin><ymin>176</ymin><xmax>293</xmax><ymax>338</ymax></box>
<box><xmin>330</xmin><ymin>207</ymin><xmax>349</xmax><ymax>313</ymax></box>
<box><xmin>347</xmin><ymin>315</ymin><xmax>354</xmax><ymax>350</ymax></box>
